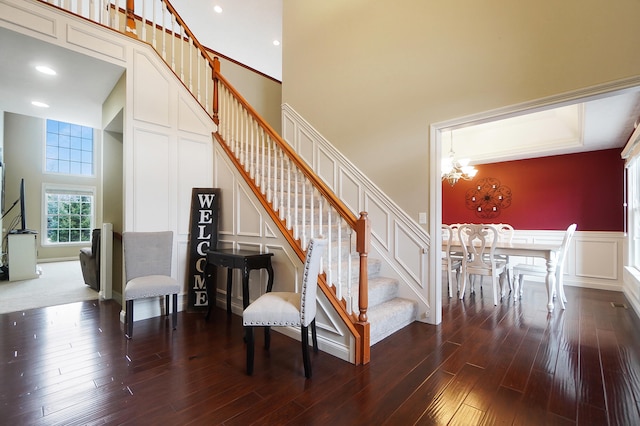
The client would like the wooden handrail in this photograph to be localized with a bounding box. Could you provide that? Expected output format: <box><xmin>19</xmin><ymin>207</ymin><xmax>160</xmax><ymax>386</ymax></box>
<box><xmin>213</xmin><ymin>71</ymin><xmax>359</xmax><ymax>229</ymax></box>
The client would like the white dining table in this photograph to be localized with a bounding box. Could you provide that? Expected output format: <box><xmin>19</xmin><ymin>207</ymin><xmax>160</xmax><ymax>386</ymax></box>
<box><xmin>445</xmin><ymin>241</ymin><xmax>564</xmax><ymax>312</ymax></box>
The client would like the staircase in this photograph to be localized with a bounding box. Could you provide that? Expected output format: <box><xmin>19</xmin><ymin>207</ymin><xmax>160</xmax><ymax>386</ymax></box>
<box><xmin>260</xmin><ymin>157</ymin><xmax>419</xmax><ymax>346</ymax></box>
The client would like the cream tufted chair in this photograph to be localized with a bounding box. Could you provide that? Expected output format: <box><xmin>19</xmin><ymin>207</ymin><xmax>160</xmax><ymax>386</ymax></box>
<box><xmin>243</xmin><ymin>237</ymin><xmax>327</xmax><ymax>378</ymax></box>
<box><xmin>123</xmin><ymin>231</ymin><xmax>180</xmax><ymax>339</ymax></box>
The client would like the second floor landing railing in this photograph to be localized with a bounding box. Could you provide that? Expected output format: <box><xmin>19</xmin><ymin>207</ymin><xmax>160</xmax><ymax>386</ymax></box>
<box><xmin>37</xmin><ymin>0</ymin><xmax>371</xmax><ymax>364</ymax></box>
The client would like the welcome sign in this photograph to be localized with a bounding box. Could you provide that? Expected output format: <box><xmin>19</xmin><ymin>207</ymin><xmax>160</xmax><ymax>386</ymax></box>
<box><xmin>187</xmin><ymin>188</ymin><xmax>220</xmax><ymax>312</ymax></box>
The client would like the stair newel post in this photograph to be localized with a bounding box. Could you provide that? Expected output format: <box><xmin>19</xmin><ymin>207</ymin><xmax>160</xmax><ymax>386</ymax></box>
<box><xmin>212</xmin><ymin>57</ymin><xmax>220</xmax><ymax>125</ymax></box>
<box><xmin>355</xmin><ymin>211</ymin><xmax>371</xmax><ymax>364</ymax></box>
<box><xmin>125</xmin><ymin>0</ymin><xmax>137</xmax><ymax>37</ymax></box>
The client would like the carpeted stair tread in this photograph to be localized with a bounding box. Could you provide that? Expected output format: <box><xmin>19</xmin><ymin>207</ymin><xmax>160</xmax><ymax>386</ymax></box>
<box><xmin>368</xmin><ymin>298</ymin><xmax>419</xmax><ymax>345</ymax></box>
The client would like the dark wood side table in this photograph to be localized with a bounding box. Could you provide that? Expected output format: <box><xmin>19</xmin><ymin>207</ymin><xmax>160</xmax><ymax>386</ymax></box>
<box><xmin>204</xmin><ymin>248</ymin><xmax>274</xmax><ymax>320</ymax></box>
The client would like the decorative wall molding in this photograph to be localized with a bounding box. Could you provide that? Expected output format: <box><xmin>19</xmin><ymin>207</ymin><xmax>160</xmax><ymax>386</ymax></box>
<box><xmin>0</xmin><ymin>0</ymin><xmax>56</xmax><ymax>38</ymax></box>
<box><xmin>67</xmin><ymin>24</ymin><xmax>126</xmax><ymax>60</ymax></box>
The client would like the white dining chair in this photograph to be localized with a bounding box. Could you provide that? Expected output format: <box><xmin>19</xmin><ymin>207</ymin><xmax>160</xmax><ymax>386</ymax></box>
<box><xmin>495</xmin><ymin>223</ymin><xmax>515</xmax><ymax>293</ymax></box>
<box><xmin>442</xmin><ymin>225</ymin><xmax>462</xmax><ymax>298</ymax></box>
<box><xmin>512</xmin><ymin>223</ymin><xmax>577</xmax><ymax>307</ymax></box>
<box><xmin>458</xmin><ymin>224</ymin><xmax>507</xmax><ymax>305</ymax></box>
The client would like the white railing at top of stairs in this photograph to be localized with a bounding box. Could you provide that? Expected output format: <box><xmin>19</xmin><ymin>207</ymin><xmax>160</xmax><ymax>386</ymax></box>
<box><xmin>40</xmin><ymin>0</ymin><xmax>217</xmax><ymax>119</ymax></box>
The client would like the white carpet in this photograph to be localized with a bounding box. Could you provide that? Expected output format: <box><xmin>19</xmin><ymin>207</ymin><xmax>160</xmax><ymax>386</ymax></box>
<box><xmin>0</xmin><ymin>260</ymin><xmax>98</xmax><ymax>314</ymax></box>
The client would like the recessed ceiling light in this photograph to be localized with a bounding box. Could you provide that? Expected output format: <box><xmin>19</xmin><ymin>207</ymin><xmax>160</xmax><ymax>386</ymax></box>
<box><xmin>214</xmin><ymin>5</ymin><xmax>222</xmax><ymax>13</ymax></box>
<box><xmin>31</xmin><ymin>101</ymin><xmax>49</xmax><ymax>108</ymax></box>
<box><xmin>273</xmin><ymin>40</ymin><xmax>280</xmax><ymax>46</ymax></box>
<box><xmin>35</xmin><ymin>65</ymin><xmax>56</xmax><ymax>75</ymax></box>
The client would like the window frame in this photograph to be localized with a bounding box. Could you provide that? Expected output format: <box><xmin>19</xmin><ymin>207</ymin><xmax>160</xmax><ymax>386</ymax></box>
<box><xmin>628</xmin><ymin>157</ymin><xmax>640</xmax><ymax>270</ymax></box>
<box><xmin>41</xmin><ymin>184</ymin><xmax>96</xmax><ymax>247</ymax></box>
<box><xmin>43</xmin><ymin>119</ymin><xmax>96</xmax><ymax>178</ymax></box>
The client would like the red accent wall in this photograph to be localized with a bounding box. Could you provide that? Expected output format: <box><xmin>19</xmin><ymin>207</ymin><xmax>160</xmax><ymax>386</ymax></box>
<box><xmin>442</xmin><ymin>148</ymin><xmax>624</xmax><ymax>231</ymax></box>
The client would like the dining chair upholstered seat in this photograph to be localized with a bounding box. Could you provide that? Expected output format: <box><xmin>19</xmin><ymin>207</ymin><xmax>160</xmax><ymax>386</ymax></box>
<box><xmin>123</xmin><ymin>231</ymin><xmax>180</xmax><ymax>339</ymax></box>
<box><xmin>243</xmin><ymin>237</ymin><xmax>327</xmax><ymax>378</ymax></box>
<box><xmin>512</xmin><ymin>223</ymin><xmax>577</xmax><ymax>308</ymax></box>
<box><xmin>458</xmin><ymin>224</ymin><xmax>507</xmax><ymax>305</ymax></box>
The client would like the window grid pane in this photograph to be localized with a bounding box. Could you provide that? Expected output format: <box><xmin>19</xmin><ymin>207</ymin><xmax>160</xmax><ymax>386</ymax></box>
<box><xmin>46</xmin><ymin>192</ymin><xmax>93</xmax><ymax>244</ymax></box>
<box><xmin>45</xmin><ymin>119</ymin><xmax>94</xmax><ymax>176</ymax></box>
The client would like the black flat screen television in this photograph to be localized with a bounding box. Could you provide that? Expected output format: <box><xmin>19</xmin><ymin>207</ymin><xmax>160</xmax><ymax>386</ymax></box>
<box><xmin>19</xmin><ymin>178</ymin><xmax>26</xmax><ymax>232</ymax></box>
<box><xmin>1</xmin><ymin>178</ymin><xmax>32</xmax><ymax>234</ymax></box>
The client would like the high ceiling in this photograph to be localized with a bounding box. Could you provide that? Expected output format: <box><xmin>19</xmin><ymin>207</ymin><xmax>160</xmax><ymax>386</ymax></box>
<box><xmin>167</xmin><ymin>0</ymin><xmax>282</xmax><ymax>81</ymax></box>
<box><xmin>1</xmin><ymin>1</ymin><xmax>640</xmax><ymax>162</ymax></box>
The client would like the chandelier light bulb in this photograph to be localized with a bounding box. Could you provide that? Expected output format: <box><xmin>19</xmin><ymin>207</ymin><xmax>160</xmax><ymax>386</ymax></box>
<box><xmin>441</xmin><ymin>132</ymin><xmax>478</xmax><ymax>186</ymax></box>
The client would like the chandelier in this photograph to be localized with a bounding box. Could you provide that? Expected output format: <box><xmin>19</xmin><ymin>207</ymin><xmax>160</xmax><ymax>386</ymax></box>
<box><xmin>441</xmin><ymin>132</ymin><xmax>478</xmax><ymax>186</ymax></box>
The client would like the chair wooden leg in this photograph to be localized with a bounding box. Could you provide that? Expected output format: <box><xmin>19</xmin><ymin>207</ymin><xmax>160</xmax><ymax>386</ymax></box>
<box><xmin>301</xmin><ymin>325</ymin><xmax>311</xmax><ymax>378</ymax></box>
<box><xmin>165</xmin><ymin>295</ymin><xmax>169</xmax><ymax>316</ymax></box>
<box><xmin>172</xmin><ymin>294</ymin><xmax>178</xmax><ymax>330</ymax></box>
<box><xmin>311</xmin><ymin>319</ymin><xmax>318</xmax><ymax>353</ymax></box>
<box><xmin>264</xmin><ymin>326</ymin><xmax>271</xmax><ymax>350</ymax></box>
<box><xmin>125</xmin><ymin>300</ymin><xmax>133</xmax><ymax>339</ymax></box>
<box><xmin>246</xmin><ymin>326</ymin><xmax>254</xmax><ymax>376</ymax></box>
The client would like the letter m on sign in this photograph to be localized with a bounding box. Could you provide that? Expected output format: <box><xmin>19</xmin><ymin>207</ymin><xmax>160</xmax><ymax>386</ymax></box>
<box><xmin>187</xmin><ymin>188</ymin><xmax>220</xmax><ymax>312</ymax></box>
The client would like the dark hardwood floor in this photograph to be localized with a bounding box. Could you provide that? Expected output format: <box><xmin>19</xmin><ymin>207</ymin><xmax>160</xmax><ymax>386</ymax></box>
<box><xmin>2</xmin><ymin>279</ymin><xmax>640</xmax><ymax>425</ymax></box>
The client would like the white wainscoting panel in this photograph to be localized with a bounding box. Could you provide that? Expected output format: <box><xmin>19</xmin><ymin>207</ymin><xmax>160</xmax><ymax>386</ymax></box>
<box><xmin>236</xmin><ymin>183</ymin><xmax>263</xmax><ymax>238</ymax></box>
<box><xmin>214</xmin><ymin>152</ymin><xmax>236</xmax><ymax>237</ymax></box>
<box><xmin>365</xmin><ymin>194</ymin><xmax>391</xmax><ymax>251</ymax></box>
<box><xmin>575</xmin><ymin>240</ymin><xmax>618</xmax><ymax>280</ymax></box>
<box><xmin>0</xmin><ymin>0</ymin><xmax>56</xmax><ymax>37</ymax></box>
<box><xmin>297</xmin><ymin>125</ymin><xmax>315</xmax><ymax>167</ymax></box>
<box><xmin>132</xmin><ymin>127</ymin><xmax>171</xmax><ymax>230</ymax></box>
<box><xmin>317</xmin><ymin>145</ymin><xmax>338</xmax><ymax>189</ymax></box>
<box><xmin>178</xmin><ymin>96</ymin><xmax>213</xmax><ymax>135</ymax></box>
<box><xmin>338</xmin><ymin>168</ymin><xmax>361</xmax><ymax>216</ymax></box>
<box><xmin>394</xmin><ymin>222</ymin><xmax>427</xmax><ymax>287</ymax></box>
<box><xmin>177</xmin><ymin>136</ymin><xmax>213</xmax><ymax>235</ymax></box>
<box><xmin>67</xmin><ymin>24</ymin><xmax>126</xmax><ymax>60</ymax></box>
<box><xmin>133</xmin><ymin>50</ymin><xmax>170</xmax><ymax>126</ymax></box>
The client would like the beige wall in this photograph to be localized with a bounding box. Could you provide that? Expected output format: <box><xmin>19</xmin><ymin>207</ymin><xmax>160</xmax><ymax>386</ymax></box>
<box><xmin>282</xmin><ymin>1</ymin><xmax>640</xmax><ymax>223</ymax></box>
<box><xmin>214</xmin><ymin>55</ymin><xmax>283</xmax><ymax>134</ymax></box>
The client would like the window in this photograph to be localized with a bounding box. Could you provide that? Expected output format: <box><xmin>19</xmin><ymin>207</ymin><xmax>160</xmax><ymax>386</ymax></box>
<box><xmin>628</xmin><ymin>158</ymin><xmax>640</xmax><ymax>269</ymax></box>
<box><xmin>43</xmin><ymin>186</ymin><xmax>95</xmax><ymax>245</ymax></box>
<box><xmin>45</xmin><ymin>119</ymin><xmax>94</xmax><ymax>176</ymax></box>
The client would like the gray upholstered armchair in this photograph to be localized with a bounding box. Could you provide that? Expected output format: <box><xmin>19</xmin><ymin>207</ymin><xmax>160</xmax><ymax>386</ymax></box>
<box><xmin>79</xmin><ymin>228</ymin><xmax>100</xmax><ymax>291</ymax></box>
